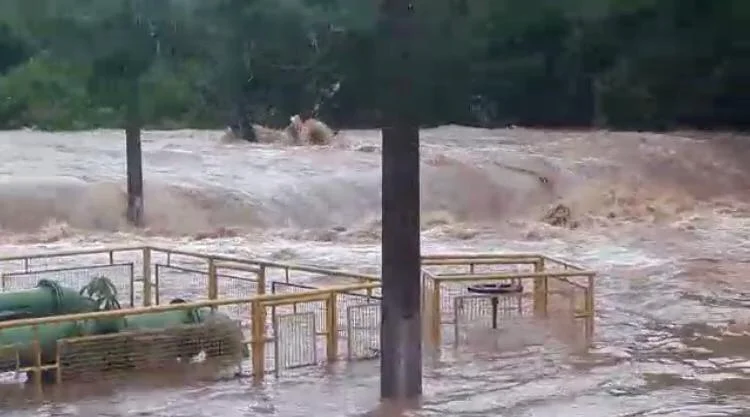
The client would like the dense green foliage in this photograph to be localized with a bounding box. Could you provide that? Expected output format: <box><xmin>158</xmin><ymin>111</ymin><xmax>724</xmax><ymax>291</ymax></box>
<box><xmin>0</xmin><ymin>0</ymin><xmax>747</xmax><ymax>131</ymax></box>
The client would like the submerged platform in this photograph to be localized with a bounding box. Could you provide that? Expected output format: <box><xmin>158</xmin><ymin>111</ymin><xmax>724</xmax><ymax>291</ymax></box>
<box><xmin>0</xmin><ymin>246</ymin><xmax>595</xmax><ymax>396</ymax></box>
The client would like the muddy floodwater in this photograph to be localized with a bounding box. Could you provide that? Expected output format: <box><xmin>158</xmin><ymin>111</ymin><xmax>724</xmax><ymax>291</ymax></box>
<box><xmin>1</xmin><ymin>127</ymin><xmax>750</xmax><ymax>416</ymax></box>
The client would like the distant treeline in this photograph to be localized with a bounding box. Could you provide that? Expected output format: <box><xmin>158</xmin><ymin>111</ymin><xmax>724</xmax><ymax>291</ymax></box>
<box><xmin>0</xmin><ymin>0</ymin><xmax>747</xmax><ymax>131</ymax></box>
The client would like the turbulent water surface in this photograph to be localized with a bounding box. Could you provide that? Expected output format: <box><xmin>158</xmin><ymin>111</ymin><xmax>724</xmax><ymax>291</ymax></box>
<box><xmin>2</xmin><ymin>127</ymin><xmax>750</xmax><ymax>416</ymax></box>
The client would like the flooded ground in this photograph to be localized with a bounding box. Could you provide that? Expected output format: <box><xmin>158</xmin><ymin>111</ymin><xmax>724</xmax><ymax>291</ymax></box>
<box><xmin>1</xmin><ymin>127</ymin><xmax>750</xmax><ymax>416</ymax></box>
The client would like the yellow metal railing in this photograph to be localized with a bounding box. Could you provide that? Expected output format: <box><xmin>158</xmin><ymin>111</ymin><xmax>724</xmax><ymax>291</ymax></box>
<box><xmin>0</xmin><ymin>281</ymin><xmax>381</xmax><ymax>389</ymax></box>
<box><xmin>421</xmin><ymin>253</ymin><xmax>595</xmax><ymax>348</ymax></box>
<box><xmin>0</xmin><ymin>248</ymin><xmax>594</xmax><ymax>339</ymax></box>
<box><xmin>0</xmin><ymin>245</ymin><xmax>380</xmax><ymax>305</ymax></box>
<box><xmin>0</xmin><ymin>246</ymin><xmax>597</xmax><ymax>393</ymax></box>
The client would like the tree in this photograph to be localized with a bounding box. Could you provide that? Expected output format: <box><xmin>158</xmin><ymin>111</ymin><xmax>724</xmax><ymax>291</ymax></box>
<box><xmin>0</xmin><ymin>0</ymin><xmax>747</xmax><ymax>131</ymax></box>
<box><xmin>17</xmin><ymin>0</ymin><xmax>178</xmax><ymax>225</ymax></box>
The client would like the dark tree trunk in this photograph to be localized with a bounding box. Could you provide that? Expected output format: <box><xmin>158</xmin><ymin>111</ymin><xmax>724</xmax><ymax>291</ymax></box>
<box><xmin>125</xmin><ymin>82</ymin><xmax>144</xmax><ymax>227</ymax></box>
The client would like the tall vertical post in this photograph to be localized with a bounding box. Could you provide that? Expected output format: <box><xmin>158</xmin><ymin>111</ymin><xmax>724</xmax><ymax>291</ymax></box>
<box><xmin>379</xmin><ymin>0</ymin><xmax>422</xmax><ymax>400</ymax></box>
<box><xmin>125</xmin><ymin>82</ymin><xmax>144</xmax><ymax>227</ymax></box>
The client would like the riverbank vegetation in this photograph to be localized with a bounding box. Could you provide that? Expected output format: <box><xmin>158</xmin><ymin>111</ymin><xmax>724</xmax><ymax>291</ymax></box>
<box><xmin>0</xmin><ymin>0</ymin><xmax>747</xmax><ymax>131</ymax></box>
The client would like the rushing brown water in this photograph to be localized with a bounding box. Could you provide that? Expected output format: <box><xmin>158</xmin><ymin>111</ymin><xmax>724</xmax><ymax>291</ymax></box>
<box><xmin>2</xmin><ymin>127</ymin><xmax>750</xmax><ymax>416</ymax></box>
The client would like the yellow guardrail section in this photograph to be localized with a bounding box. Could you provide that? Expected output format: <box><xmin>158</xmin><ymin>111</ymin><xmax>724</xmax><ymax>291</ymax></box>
<box><xmin>421</xmin><ymin>253</ymin><xmax>595</xmax><ymax>348</ymax></box>
<box><xmin>0</xmin><ymin>246</ymin><xmax>595</xmax><ymax>393</ymax></box>
<box><xmin>0</xmin><ymin>281</ymin><xmax>380</xmax><ymax>388</ymax></box>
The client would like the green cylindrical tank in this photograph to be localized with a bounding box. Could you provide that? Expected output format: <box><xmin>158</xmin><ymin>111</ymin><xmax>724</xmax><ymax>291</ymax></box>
<box><xmin>124</xmin><ymin>308</ymin><xmax>206</xmax><ymax>329</ymax></box>
<box><xmin>0</xmin><ymin>308</ymin><xmax>204</xmax><ymax>372</ymax></box>
<box><xmin>0</xmin><ymin>305</ymin><xmax>246</xmax><ymax>375</ymax></box>
<box><xmin>0</xmin><ymin>321</ymin><xmax>83</xmax><ymax>371</ymax></box>
<box><xmin>0</xmin><ymin>279</ymin><xmax>97</xmax><ymax>321</ymax></box>
<box><xmin>82</xmin><ymin>307</ymin><xmax>207</xmax><ymax>334</ymax></box>
<box><xmin>79</xmin><ymin>307</ymin><xmax>245</xmax><ymax>365</ymax></box>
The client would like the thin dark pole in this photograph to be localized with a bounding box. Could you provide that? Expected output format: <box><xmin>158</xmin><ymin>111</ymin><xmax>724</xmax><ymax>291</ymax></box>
<box><xmin>125</xmin><ymin>81</ymin><xmax>144</xmax><ymax>227</ymax></box>
<box><xmin>378</xmin><ymin>0</ymin><xmax>422</xmax><ymax>401</ymax></box>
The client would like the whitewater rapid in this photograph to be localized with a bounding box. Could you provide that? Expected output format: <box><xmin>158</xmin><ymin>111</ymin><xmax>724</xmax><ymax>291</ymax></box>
<box><xmin>2</xmin><ymin>127</ymin><xmax>750</xmax><ymax>416</ymax></box>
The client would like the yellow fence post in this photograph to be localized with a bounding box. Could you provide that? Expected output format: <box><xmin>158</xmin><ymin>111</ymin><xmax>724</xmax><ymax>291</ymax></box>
<box><xmin>420</xmin><ymin>271</ymin><xmax>426</xmax><ymax>316</ymax></box>
<box><xmin>326</xmin><ymin>291</ymin><xmax>338</xmax><ymax>362</ymax></box>
<box><xmin>55</xmin><ymin>340</ymin><xmax>63</xmax><ymax>384</ymax></box>
<box><xmin>208</xmin><ymin>258</ymin><xmax>218</xmax><ymax>300</ymax></box>
<box><xmin>586</xmin><ymin>273</ymin><xmax>595</xmax><ymax>345</ymax></box>
<box><xmin>430</xmin><ymin>279</ymin><xmax>441</xmax><ymax>346</ymax></box>
<box><xmin>258</xmin><ymin>265</ymin><xmax>267</xmax><ymax>295</ymax></box>
<box><xmin>251</xmin><ymin>300</ymin><xmax>265</xmax><ymax>381</ymax></box>
<box><xmin>257</xmin><ymin>265</ymin><xmax>267</xmax><ymax>346</ymax></box>
<box><xmin>32</xmin><ymin>324</ymin><xmax>41</xmax><ymax>390</ymax></box>
<box><xmin>421</xmin><ymin>271</ymin><xmax>433</xmax><ymax>343</ymax></box>
<box><xmin>533</xmin><ymin>258</ymin><xmax>548</xmax><ymax>317</ymax></box>
<box><xmin>142</xmin><ymin>247</ymin><xmax>152</xmax><ymax>306</ymax></box>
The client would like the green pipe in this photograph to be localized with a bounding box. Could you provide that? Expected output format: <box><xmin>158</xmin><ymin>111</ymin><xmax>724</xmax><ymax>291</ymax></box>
<box><xmin>0</xmin><ymin>321</ymin><xmax>83</xmax><ymax>370</ymax></box>
<box><xmin>124</xmin><ymin>308</ymin><xmax>205</xmax><ymax>330</ymax></box>
<box><xmin>0</xmin><ymin>306</ymin><xmax>244</xmax><ymax>373</ymax></box>
<box><xmin>84</xmin><ymin>307</ymin><xmax>207</xmax><ymax>334</ymax></box>
<box><xmin>0</xmin><ymin>279</ymin><xmax>97</xmax><ymax>321</ymax></box>
<box><xmin>90</xmin><ymin>308</ymin><xmax>248</xmax><ymax>358</ymax></box>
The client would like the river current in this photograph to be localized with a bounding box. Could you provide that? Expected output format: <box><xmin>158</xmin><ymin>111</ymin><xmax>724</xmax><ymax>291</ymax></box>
<box><xmin>2</xmin><ymin>127</ymin><xmax>750</xmax><ymax>416</ymax></box>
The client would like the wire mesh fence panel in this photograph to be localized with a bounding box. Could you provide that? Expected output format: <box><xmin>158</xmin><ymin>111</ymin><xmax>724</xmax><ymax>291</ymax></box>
<box><xmin>16</xmin><ymin>253</ymin><xmax>123</xmax><ymax>274</ymax></box>
<box><xmin>1</xmin><ymin>263</ymin><xmax>135</xmax><ymax>307</ymax></box>
<box><xmin>270</xmin><ymin>282</ymin><xmax>380</xmax><ymax>336</ymax></box>
<box><xmin>273</xmin><ymin>312</ymin><xmax>317</xmax><ymax>374</ymax></box>
<box><xmin>453</xmin><ymin>295</ymin><xmax>490</xmax><ymax>344</ymax></box>
<box><xmin>153</xmin><ymin>264</ymin><xmax>211</xmax><ymax>304</ymax></box>
<box><xmin>441</xmin><ymin>280</ymin><xmax>529</xmax><ymax>324</ymax></box>
<box><xmin>217</xmin><ymin>276</ymin><xmax>258</xmax><ymax>327</ymax></box>
<box><xmin>439</xmin><ymin>281</ymin><xmax>477</xmax><ymax>323</ymax></box>
<box><xmin>547</xmin><ymin>277</ymin><xmax>587</xmax><ymax>327</ymax></box>
<box><xmin>154</xmin><ymin>264</ymin><xmax>260</xmax><ymax>325</ymax></box>
<box><xmin>438</xmin><ymin>279</ymin><xmax>527</xmax><ymax>324</ymax></box>
<box><xmin>336</xmin><ymin>292</ymin><xmax>379</xmax><ymax>336</ymax></box>
<box><xmin>270</xmin><ymin>281</ymin><xmax>317</xmax><ymax>295</ymax></box>
<box><xmin>568</xmin><ymin>317</ymin><xmax>592</xmax><ymax>350</ymax></box>
<box><xmin>270</xmin><ymin>282</ymin><xmax>327</xmax><ymax>332</ymax></box>
<box><xmin>423</xmin><ymin>261</ymin><xmax>534</xmax><ymax>280</ymax></box>
<box><xmin>0</xmin><ymin>259</ymin><xmax>34</xmax><ymax>276</ymax></box>
<box><xmin>218</xmin><ymin>276</ymin><xmax>258</xmax><ymax>299</ymax></box>
<box><xmin>294</xmin><ymin>300</ymin><xmax>325</xmax><ymax>335</ymax></box>
<box><xmin>546</xmin><ymin>277</ymin><xmax>588</xmax><ymax>345</ymax></box>
<box><xmin>452</xmin><ymin>294</ymin><xmax>525</xmax><ymax>345</ymax></box>
<box><xmin>55</xmin><ymin>316</ymin><xmax>245</xmax><ymax>384</ymax></box>
<box><xmin>151</xmin><ymin>250</ymin><xmax>210</xmax><ymax>270</ymax></box>
<box><xmin>0</xmin><ymin>251</ymin><xmax>147</xmax><ymax>308</ymax></box>
<box><xmin>346</xmin><ymin>304</ymin><xmax>380</xmax><ymax>360</ymax></box>
<box><xmin>109</xmin><ymin>251</ymin><xmax>149</xmax><ymax>307</ymax></box>
<box><xmin>270</xmin><ymin>281</ymin><xmax>313</xmax><ymax>315</ymax></box>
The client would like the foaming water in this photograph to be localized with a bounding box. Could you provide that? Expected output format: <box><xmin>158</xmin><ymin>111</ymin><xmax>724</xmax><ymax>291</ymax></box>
<box><xmin>2</xmin><ymin>127</ymin><xmax>750</xmax><ymax>416</ymax></box>
<box><xmin>3</xmin><ymin>127</ymin><xmax>747</xmax><ymax>237</ymax></box>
